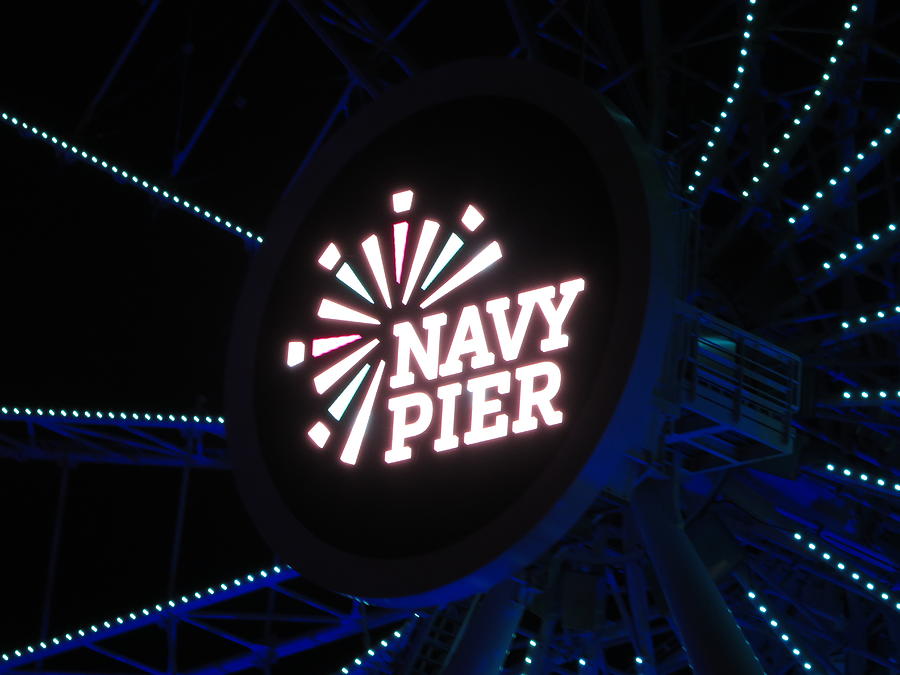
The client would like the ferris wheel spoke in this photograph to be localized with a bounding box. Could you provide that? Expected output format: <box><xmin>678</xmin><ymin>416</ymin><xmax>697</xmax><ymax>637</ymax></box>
<box><xmin>685</xmin><ymin>0</ymin><xmax>767</xmax><ymax>202</ymax></box>
<box><xmin>738</xmin><ymin>2</ymin><xmax>864</xmax><ymax>207</ymax></box>
<box><xmin>0</xmin><ymin>112</ymin><xmax>264</xmax><ymax>246</ymax></box>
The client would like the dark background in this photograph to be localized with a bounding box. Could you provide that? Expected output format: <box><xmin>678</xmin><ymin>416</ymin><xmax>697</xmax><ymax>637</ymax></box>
<box><xmin>0</xmin><ymin>0</ymin><xmax>888</xmax><ymax>672</ymax></box>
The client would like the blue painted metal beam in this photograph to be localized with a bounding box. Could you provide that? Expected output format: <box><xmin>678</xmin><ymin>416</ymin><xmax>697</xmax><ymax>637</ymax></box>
<box><xmin>78</xmin><ymin>0</ymin><xmax>163</xmax><ymax>130</ymax></box>
<box><xmin>0</xmin><ymin>406</ymin><xmax>227</xmax><ymax>468</ymax></box>
<box><xmin>171</xmin><ymin>0</ymin><xmax>281</xmax><ymax>176</ymax></box>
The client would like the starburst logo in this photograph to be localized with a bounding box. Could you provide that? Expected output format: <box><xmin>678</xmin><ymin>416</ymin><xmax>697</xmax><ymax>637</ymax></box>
<box><xmin>285</xmin><ymin>189</ymin><xmax>585</xmax><ymax>467</ymax></box>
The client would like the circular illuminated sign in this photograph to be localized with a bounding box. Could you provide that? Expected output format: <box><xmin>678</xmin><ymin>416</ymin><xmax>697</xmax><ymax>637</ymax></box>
<box><xmin>227</xmin><ymin>60</ymin><xmax>672</xmax><ymax>606</ymax></box>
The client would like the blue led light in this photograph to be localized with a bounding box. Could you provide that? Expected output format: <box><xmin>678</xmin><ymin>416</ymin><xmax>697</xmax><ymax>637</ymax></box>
<box><xmin>686</xmin><ymin>0</ymin><xmax>759</xmax><ymax>195</ymax></box>
<box><xmin>789</xmin><ymin>531</ymin><xmax>898</xmax><ymax>613</ymax></box>
<box><xmin>0</xmin><ymin>110</ymin><xmax>264</xmax><ymax>245</ymax></box>
<box><xmin>819</xmin><ymin>223</ymin><xmax>899</xmax><ymax>274</ymax></box>
<box><xmin>0</xmin><ymin>564</ymin><xmax>292</xmax><ymax>664</ymax></box>
<box><xmin>837</xmin><ymin>301</ymin><xmax>900</xmax><ymax>331</ymax></box>
<box><xmin>742</xmin><ymin>1</ymin><xmax>859</xmax><ymax>202</ymax></box>
<box><xmin>787</xmin><ymin>109</ymin><xmax>900</xmax><ymax>226</ymax></box>
<box><xmin>0</xmin><ymin>405</ymin><xmax>224</xmax><ymax>426</ymax></box>
<box><xmin>746</xmin><ymin>589</ymin><xmax>817</xmax><ymax>672</ymax></box>
<box><xmin>823</xmin><ymin>463</ymin><xmax>900</xmax><ymax>493</ymax></box>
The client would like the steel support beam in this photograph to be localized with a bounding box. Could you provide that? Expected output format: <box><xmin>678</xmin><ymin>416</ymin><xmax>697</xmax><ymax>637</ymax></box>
<box><xmin>631</xmin><ymin>479</ymin><xmax>765</xmax><ymax>675</ymax></box>
<box><xmin>443</xmin><ymin>580</ymin><xmax>525</xmax><ymax>675</ymax></box>
<box><xmin>171</xmin><ymin>0</ymin><xmax>280</xmax><ymax>176</ymax></box>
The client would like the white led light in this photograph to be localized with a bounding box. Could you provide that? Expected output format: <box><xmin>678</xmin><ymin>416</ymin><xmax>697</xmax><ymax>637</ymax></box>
<box><xmin>461</xmin><ymin>204</ymin><xmax>485</xmax><ymax>231</ymax></box>
<box><xmin>317</xmin><ymin>298</ymin><xmax>380</xmax><ymax>325</ymax></box>
<box><xmin>340</xmin><ymin>360</ymin><xmax>386</xmax><ymax>463</ymax></box>
<box><xmin>317</xmin><ymin>243</ymin><xmax>341</xmax><ymax>271</ymax></box>
<box><xmin>420</xmin><ymin>241</ymin><xmax>502</xmax><ymax>309</ymax></box>
<box><xmin>313</xmin><ymin>339</ymin><xmax>380</xmax><ymax>394</ymax></box>
<box><xmin>307</xmin><ymin>422</ymin><xmax>330</xmax><ymax>448</ymax></box>
<box><xmin>361</xmin><ymin>234</ymin><xmax>393</xmax><ymax>308</ymax></box>
<box><xmin>401</xmin><ymin>219</ymin><xmax>440</xmax><ymax>305</ymax></box>
<box><xmin>392</xmin><ymin>189</ymin><xmax>414</xmax><ymax>213</ymax></box>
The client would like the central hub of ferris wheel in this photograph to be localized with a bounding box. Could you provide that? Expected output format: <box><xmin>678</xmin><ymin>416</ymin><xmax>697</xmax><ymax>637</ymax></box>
<box><xmin>227</xmin><ymin>59</ymin><xmax>677</xmax><ymax>606</ymax></box>
<box><xmin>282</xmin><ymin>189</ymin><xmax>587</xmax><ymax>467</ymax></box>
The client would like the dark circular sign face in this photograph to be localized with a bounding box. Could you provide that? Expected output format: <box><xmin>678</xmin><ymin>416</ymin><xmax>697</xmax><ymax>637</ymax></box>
<box><xmin>228</xmin><ymin>60</ymin><xmax>666</xmax><ymax>606</ymax></box>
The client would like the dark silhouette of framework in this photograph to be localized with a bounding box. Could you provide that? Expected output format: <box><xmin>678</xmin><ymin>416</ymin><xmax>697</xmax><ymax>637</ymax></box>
<box><xmin>0</xmin><ymin>0</ymin><xmax>898</xmax><ymax>673</ymax></box>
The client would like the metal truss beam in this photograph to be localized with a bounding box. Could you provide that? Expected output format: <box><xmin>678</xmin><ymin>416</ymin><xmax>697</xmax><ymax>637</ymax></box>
<box><xmin>0</xmin><ymin>408</ymin><xmax>227</xmax><ymax>468</ymax></box>
<box><xmin>0</xmin><ymin>565</ymin><xmax>413</xmax><ymax>675</ymax></box>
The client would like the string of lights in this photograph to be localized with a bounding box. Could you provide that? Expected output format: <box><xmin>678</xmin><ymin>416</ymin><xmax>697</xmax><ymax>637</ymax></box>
<box><xmin>335</xmin><ymin>620</ymin><xmax>416</xmax><ymax>674</ymax></box>
<box><xmin>740</xmin><ymin>2</ymin><xmax>861</xmax><ymax>201</ymax></box>
<box><xmin>686</xmin><ymin>0</ymin><xmax>760</xmax><ymax>195</ymax></box>
<box><xmin>820</xmin><ymin>222</ymin><xmax>898</xmax><ymax>273</ymax></box>
<box><xmin>836</xmin><ymin>301</ymin><xmax>900</xmax><ymax>331</ymax></box>
<box><xmin>789</xmin><ymin>531</ymin><xmax>899</xmax><ymax>613</ymax></box>
<box><xmin>833</xmin><ymin>389</ymin><xmax>900</xmax><ymax>406</ymax></box>
<box><xmin>743</xmin><ymin>589</ymin><xmax>816</xmax><ymax>672</ymax></box>
<box><xmin>0</xmin><ymin>111</ymin><xmax>264</xmax><ymax>246</ymax></box>
<box><xmin>821</xmin><ymin>463</ymin><xmax>900</xmax><ymax>494</ymax></box>
<box><xmin>0</xmin><ymin>565</ymin><xmax>295</xmax><ymax>666</ymax></box>
<box><xmin>787</xmin><ymin>113</ymin><xmax>900</xmax><ymax>230</ymax></box>
<box><xmin>515</xmin><ymin>637</ymin><xmax>641</xmax><ymax>674</ymax></box>
<box><xmin>0</xmin><ymin>404</ymin><xmax>224</xmax><ymax>428</ymax></box>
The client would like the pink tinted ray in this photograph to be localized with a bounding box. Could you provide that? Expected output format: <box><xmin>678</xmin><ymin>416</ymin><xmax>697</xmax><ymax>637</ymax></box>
<box><xmin>419</xmin><ymin>241</ymin><xmax>502</xmax><ymax>309</ymax></box>
<box><xmin>313</xmin><ymin>338</ymin><xmax>379</xmax><ymax>394</ymax></box>
<box><xmin>340</xmin><ymin>359</ymin><xmax>386</xmax><ymax>465</ymax></box>
<box><xmin>401</xmin><ymin>219</ymin><xmax>440</xmax><ymax>305</ymax></box>
<box><xmin>311</xmin><ymin>334</ymin><xmax>362</xmax><ymax>357</ymax></box>
<box><xmin>393</xmin><ymin>221</ymin><xmax>409</xmax><ymax>284</ymax></box>
<box><xmin>317</xmin><ymin>298</ymin><xmax>380</xmax><ymax>325</ymax></box>
<box><xmin>361</xmin><ymin>234</ymin><xmax>393</xmax><ymax>309</ymax></box>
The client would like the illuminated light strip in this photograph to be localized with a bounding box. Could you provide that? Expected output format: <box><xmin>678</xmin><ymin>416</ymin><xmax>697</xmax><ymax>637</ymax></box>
<box><xmin>392</xmin><ymin>189</ymin><xmax>414</xmax><ymax>213</ymax></box>
<box><xmin>318</xmin><ymin>242</ymin><xmax>341</xmax><ymax>270</ymax></box>
<box><xmin>834</xmin><ymin>388</ymin><xmax>900</xmax><ymax>406</ymax></box>
<box><xmin>311</xmin><ymin>334</ymin><xmax>361</xmax><ymax>357</ymax></box>
<box><xmin>420</xmin><ymin>241</ymin><xmax>502</xmax><ymax>309</ymax></box>
<box><xmin>745</xmin><ymin>590</ymin><xmax>816</xmax><ymax>672</ymax></box>
<box><xmin>820</xmin><ymin>223</ymin><xmax>898</xmax><ymax>272</ymax></box>
<box><xmin>420</xmin><ymin>232</ymin><xmax>464</xmax><ymax>291</ymax></box>
<box><xmin>286</xmin><ymin>341</ymin><xmax>306</xmax><ymax>367</ymax></box>
<box><xmin>461</xmin><ymin>204</ymin><xmax>484</xmax><ymax>231</ymax></box>
<box><xmin>361</xmin><ymin>234</ymin><xmax>393</xmax><ymax>308</ymax></box>
<box><xmin>307</xmin><ymin>420</ymin><xmax>331</xmax><ymax>448</ymax></box>
<box><xmin>317</xmin><ymin>298</ymin><xmax>380</xmax><ymax>325</ymax></box>
<box><xmin>0</xmin><ymin>405</ymin><xmax>223</xmax><ymax>426</ymax></box>
<box><xmin>740</xmin><ymin>2</ymin><xmax>860</xmax><ymax>200</ymax></box>
<box><xmin>336</xmin><ymin>262</ymin><xmax>375</xmax><ymax>303</ymax></box>
<box><xmin>393</xmin><ymin>221</ymin><xmax>409</xmax><ymax>283</ymax></box>
<box><xmin>401</xmin><ymin>219</ymin><xmax>440</xmax><ymax>305</ymax></box>
<box><xmin>313</xmin><ymin>339</ymin><xmax>379</xmax><ymax>395</ymax></box>
<box><xmin>789</xmin><ymin>531</ymin><xmax>900</xmax><ymax>613</ymax></box>
<box><xmin>337</xmin><ymin>619</ymin><xmax>418</xmax><ymax>674</ymax></box>
<box><xmin>0</xmin><ymin>111</ymin><xmax>263</xmax><ymax>245</ymax></box>
<box><xmin>823</xmin><ymin>462</ymin><xmax>900</xmax><ymax>493</ymax></box>
<box><xmin>0</xmin><ymin>564</ymin><xmax>294</xmax><ymax>666</ymax></box>
<box><xmin>841</xmin><ymin>305</ymin><xmax>900</xmax><ymax>330</ymax></box>
<box><xmin>339</xmin><ymin>360</ymin><xmax>386</xmax><ymax>465</ymax></box>
<box><xmin>686</xmin><ymin>0</ymin><xmax>759</xmax><ymax>194</ymax></box>
<box><xmin>838</xmin><ymin>302</ymin><xmax>900</xmax><ymax>330</ymax></box>
<box><xmin>328</xmin><ymin>364</ymin><xmax>371</xmax><ymax>421</ymax></box>
<box><xmin>787</xmin><ymin>111</ymin><xmax>900</xmax><ymax>228</ymax></box>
